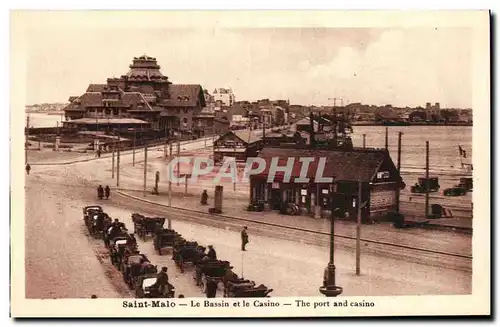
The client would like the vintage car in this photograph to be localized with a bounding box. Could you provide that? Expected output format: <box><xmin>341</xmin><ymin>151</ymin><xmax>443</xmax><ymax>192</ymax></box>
<box><xmin>172</xmin><ymin>241</ymin><xmax>203</xmax><ymax>273</ymax></box>
<box><xmin>410</xmin><ymin>176</ymin><xmax>440</xmax><ymax>193</ymax></box>
<box><xmin>135</xmin><ymin>274</ymin><xmax>175</xmax><ymax>298</ymax></box>
<box><xmin>131</xmin><ymin>213</ymin><xmax>166</xmax><ymax>241</ymax></box>
<box><xmin>224</xmin><ymin>280</ymin><xmax>273</xmax><ymax>298</ymax></box>
<box><xmin>443</xmin><ymin>187</ymin><xmax>467</xmax><ymax>197</ymax></box>
<box><xmin>153</xmin><ymin>228</ymin><xmax>182</xmax><ymax>255</ymax></box>
<box><xmin>194</xmin><ymin>260</ymin><xmax>233</xmax><ymax>293</ymax></box>
<box><xmin>82</xmin><ymin>205</ymin><xmax>103</xmax><ymax>226</ymax></box>
<box><xmin>457</xmin><ymin>177</ymin><xmax>473</xmax><ymax>192</ymax></box>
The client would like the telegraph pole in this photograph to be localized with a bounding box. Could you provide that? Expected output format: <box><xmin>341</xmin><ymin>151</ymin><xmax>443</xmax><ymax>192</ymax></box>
<box><xmin>425</xmin><ymin>141</ymin><xmax>430</xmax><ymax>218</ymax></box>
<box><xmin>143</xmin><ymin>145</ymin><xmax>148</xmax><ymax>197</ymax></box>
<box><xmin>396</xmin><ymin>132</ymin><xmax>402</xmax><ymax>213</ymax></box>
<box><xmin>111</xmin><ymin>140</ymin><xmax>115</xmax><ymax>179</ymax></box>
<box><xmin>233</xmin><ymin>143</ymin><xmax>237</xmax><ymax>191</ymax></box>
<box><xmin>116</xmin><ymin>130</ymin><xmax>120</xmax><ymax>187</ymax></box>
<box><xmin>164</xmin><ymin>125</ymin><xmax>168</xmax><ymax>158</ymax></box>
<box><xmin>385</xmin><ymin>127</ymin><xmax>389</xmax><ymax>151</ymax></box>
<box><xmin>356</xmin><ymin>179</ymin><xmax>362</xmax><ymax>276</ymax></box>
<box><xmin>132</xmin><ymin>129</ymin><xmax>136</xmax><ymax>166</ymax></box>
<box><xmin>168</xmin><ymin>159</ymin><xmax>172</xmax><ymax>207</ymax></box>
<box><xmin>25</xmin><ymin>115</ymin><xmax>29</xmax><ymax>164</ymax></box>
<box><xmin>176</xmin><ymin>139</ymin><xmax>180</xmax><ymax>186</ymax></box>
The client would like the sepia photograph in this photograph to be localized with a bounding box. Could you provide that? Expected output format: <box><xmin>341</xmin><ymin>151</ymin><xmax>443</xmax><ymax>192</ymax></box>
<box><xmin>10</xmin><ymin>10</ymin><xmax>490</xmax><ymax>318</ymax></box>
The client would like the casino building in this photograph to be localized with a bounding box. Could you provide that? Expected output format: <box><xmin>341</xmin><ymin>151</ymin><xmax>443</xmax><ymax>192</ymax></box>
<box><xmin>63</xmin><ymin>55</ymin><xmax>224</xmax><ymax>135</ymax></box>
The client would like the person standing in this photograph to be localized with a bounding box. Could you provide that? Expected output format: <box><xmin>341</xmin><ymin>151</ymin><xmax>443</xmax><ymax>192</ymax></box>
<box><xmin>206</xmin><ymin>278</ymin><xmax>218</xmax><ymax>298</ymax></box>
<box><xmin>201</xmin><ymin>190</ymin><xmax>208</xmax><ymax>205</ymax></box>
<box><xmin>25</xmin><ymin>163</ymin><xmax>31</xmax><ymax>175</ymax></box>
<box><xmin>241</xmin><ymin>226</ymin><xmax>249</xmax><ymax>251</ymax></box>
<box><xmin>206</xmin><ymin>245</ymin><xmax>217</xmax><ymax>260</ymax></box>
<box><xmin>104</xmin><ymin>185</ymin><xmax>110</xmax><ymax>199</ymax></box>
<box><xmin>97</xmin><ymin>185</ymin><xmax>104</xmax><ymax>200</ymax></box>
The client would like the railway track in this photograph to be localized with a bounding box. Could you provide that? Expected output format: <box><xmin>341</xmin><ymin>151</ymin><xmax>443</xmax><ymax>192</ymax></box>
<box><xmin>115</xmin><ymin>191</ymin><xmax>473</xmax><ymax>273</ymax></box>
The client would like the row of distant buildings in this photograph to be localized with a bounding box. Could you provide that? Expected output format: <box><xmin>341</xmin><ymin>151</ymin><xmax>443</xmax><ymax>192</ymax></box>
<box><xmin>60</xmin><ymin>55</ymin><xmax>289</xmax><ymax>137</ymax></box>
<box><xmin>59</xmin><ymin>54</ymin><xmax>472</xmax><ymax>139</ymax></box>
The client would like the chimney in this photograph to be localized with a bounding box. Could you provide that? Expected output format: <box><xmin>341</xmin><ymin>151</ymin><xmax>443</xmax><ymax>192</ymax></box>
<box><xmin>309</xmin><ymin>111</ymin><xmax>316</xmax><ymax>148</ymax></box>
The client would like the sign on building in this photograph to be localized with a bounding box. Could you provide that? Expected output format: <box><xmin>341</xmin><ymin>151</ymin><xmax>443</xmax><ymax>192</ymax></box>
<box><xmin>376</xmin><ymin>171</ymin><xmax>390</xmax><ymax>179</ymax></box>
<box><xmin>370</xmin><ymin>190</ymin><xmax>396</xmax><ymax>211</ymax></box>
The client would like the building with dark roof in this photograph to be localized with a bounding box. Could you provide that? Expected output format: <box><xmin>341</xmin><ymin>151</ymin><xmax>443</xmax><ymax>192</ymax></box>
<box><xmin>249</xmin><ymin>147</ymin><xmax>404</xmax><ymax>222</ymax></box>
<box><xmin>213</xmin><ymin>130</ymin><xmax>264</xmax><ymax>163</ymax></box>
<box><xmin>63</xmin><ymin>55</ymin><xmax>215</xmax><ymax>135</ymax></box>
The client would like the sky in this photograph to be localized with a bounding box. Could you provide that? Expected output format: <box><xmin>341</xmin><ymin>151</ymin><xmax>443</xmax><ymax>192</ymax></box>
<box><xmin>21</xmin><ymin>25</ymin><xmax>472</xmax><ymax>108</ymax></box>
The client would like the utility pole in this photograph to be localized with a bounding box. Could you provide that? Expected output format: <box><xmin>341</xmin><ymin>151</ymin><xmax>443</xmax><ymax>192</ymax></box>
<box><xmin>164</xmin><ymin>125</ymin><xmax>168</xmax><ymax>158</ymax></box>
<box><xmin>95</xmin><ymin>115</ymin><xmax>98</xmax><ymax>155</ymax></box>
<box><xmin>168</xmin><ymin>159</ymin><xmax>172</xmax><ymax>207</ymax></box>
<box><xmin>362</xmin><ymin>134</ymin><xmax>366</xmax><ymax>149</ymax></box>
<box><xmin>143</xmin><ymin>145</ymin><xmax>148</xmax><ymax>197</ymax></box>
<box><xmin>176</xmin><ymin>139</ymin><xmax>180</xmax><ymax>186</ymax></box>
<box><xmin>116</xmin><ymin>130</ymin><xmax>120</xmax><ymax>187</ymax></box>
<box><xmin>132</xmin><ymin>129</ymin><xmax>136</xmax><ymax>167</ymax></box>
<box><xmin>25</xmin><ymin>115</ymin><xmax>29</xmax><ymax>165</ymax></box>
<box><xmin>396</xmin><ymin>132</ymin><xmax>402</xmax><ymax>213</ymax></box>
<box><xmin>356</xmin><ymin>179</ymin><xmax>362</xmax><ymax>276</ymax></box>
<box><xmin>169</xmin><ymin>141</ymin><xmax>173</xmax><ymax>158</ymax></box>
<box><xmin>234</xmin><ymin>143</ymin><xmax>237</xmax><ymax>191</ymax></box>
<box><xmin>425</xmin><ymin>141</ymin><xmax>430</xmax><ymax>218</ymax></box>
<box><xmin>385</xmin><ymin>127</ymin><xmax>389</xmax><ymax>151</ymax></box>
<box><xmin>111</xmin><ymin>140</ymin><xmax>115</xmax><ymax>179</ymax></box>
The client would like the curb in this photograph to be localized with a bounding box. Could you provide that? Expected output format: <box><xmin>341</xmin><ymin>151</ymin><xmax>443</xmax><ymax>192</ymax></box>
<box><xmin>116</xmin><ymin>190</ymin><xmax>473</xmax><ymax>236</ymax></box>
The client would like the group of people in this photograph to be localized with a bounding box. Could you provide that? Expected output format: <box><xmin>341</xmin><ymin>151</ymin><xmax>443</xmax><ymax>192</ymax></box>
<box><xmin>97</xmin><ymin>185</ymin><xmax>111</xmax><ymax>200</ymax></box>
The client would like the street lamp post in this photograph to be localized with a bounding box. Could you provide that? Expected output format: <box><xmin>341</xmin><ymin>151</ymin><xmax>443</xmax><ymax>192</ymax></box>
<box><xmin>319</xmin><ymin>182</ymin><xmax>343</xmax><ymax>297</ymax></box>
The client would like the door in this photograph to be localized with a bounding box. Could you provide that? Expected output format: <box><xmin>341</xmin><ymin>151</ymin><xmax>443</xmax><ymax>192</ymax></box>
<box><xmin>271</xmin><ymin>189</ymin><xmax>281</xmax><ymax>210</ymax></box>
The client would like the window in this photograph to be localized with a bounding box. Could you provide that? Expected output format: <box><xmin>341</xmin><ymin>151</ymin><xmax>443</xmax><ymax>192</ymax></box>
<box><xmin>183</xmin><ymin>117</ymin><xmax>188</xmax><ymax>124</ymax></box>
<box><xmin>183</xmin><ymin>108</ymin><xmax>188</xmax><ymax>113</ymax></box>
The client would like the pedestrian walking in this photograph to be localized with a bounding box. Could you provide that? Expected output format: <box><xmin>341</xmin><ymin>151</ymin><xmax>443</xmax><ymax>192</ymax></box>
<box><xmin>104</xmin><ymin>185</ymin><xmax>110</xmax><ymax>199</ymax></box>
<box><xmin>97</xmin><ymin>185</ymin><xmax>104</xmax><ymax>200</ymax></box>
<box><xmin>241</xmin><ymin>226</ymin><xmax>249</xmax><ymax>251</ymax></box>
<box><xmin>25</xmin><ymin>163</ymin><xmax>31</xmax><ymax>175</ymax></box>
<box><xmin>97</xmin><ymin>148</ymin><xmax>101</xmax><ymax>158</ymax></box>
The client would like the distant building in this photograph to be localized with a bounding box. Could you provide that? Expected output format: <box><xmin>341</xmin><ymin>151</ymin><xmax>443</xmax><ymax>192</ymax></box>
<box><xmin>212</xmin><ymin>88</ymin><xmax>235</xmax><ymax>107</ymax></box>
<box><xmin>213</xmin><ymin>130</ymin><xmax>263</xmax><ymax>163</ymax></box>
<box><xmin>249</xmin><ymin>147</ymin><xmax>404</xmax><ymax>222</ymax></box>
<box><xmin>425</xmin><ymin>102</ymin><xmax>441</xmax><ymax>121</ymax></box>
<box><xmin>63</xmin><ymin>55</ymin><xmax>212</xmax><ymax>135</ymax></box>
